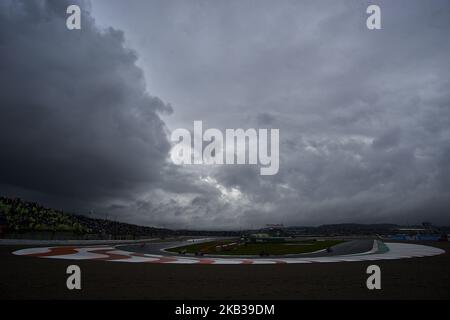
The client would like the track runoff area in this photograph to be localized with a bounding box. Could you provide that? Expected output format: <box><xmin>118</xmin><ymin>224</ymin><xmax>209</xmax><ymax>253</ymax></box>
<box><xmin>12</xmin><ymin>238</ymin><xmax>444</xmax><ymax>264</ymax></box>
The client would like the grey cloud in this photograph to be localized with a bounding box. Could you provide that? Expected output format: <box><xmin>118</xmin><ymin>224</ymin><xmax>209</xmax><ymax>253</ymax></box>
<box><xmin>1</xmin><ymin>0</ymin><xmax>450</xmax><ymax>229</ymax></box>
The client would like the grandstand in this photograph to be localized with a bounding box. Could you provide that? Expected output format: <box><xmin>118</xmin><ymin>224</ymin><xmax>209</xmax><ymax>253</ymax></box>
<box><xmin>0</xmin><ymin>197</ymin><xmax>171</xmax><ymax>239</ymax></box>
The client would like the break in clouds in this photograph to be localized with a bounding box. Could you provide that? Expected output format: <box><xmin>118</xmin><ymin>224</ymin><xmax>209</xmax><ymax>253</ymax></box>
<box><xmin>1</xmin><ymin>0</ymin><xmax>450</xmax><ymax>229</ymax></box>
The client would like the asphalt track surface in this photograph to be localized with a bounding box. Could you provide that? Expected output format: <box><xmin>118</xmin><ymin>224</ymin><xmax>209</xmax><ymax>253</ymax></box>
<box><xmin>118</xmin><ymin>239</ymin><xmax>375</xmax><ymax>259</ymax></box>
<box><xmin>1</xmin><ymin>240</ymin><xmax>449</xmax><ymax>299</ymax></box>
<box><xmin>10</xmin><ymin>238</ymin><xmax>443</xmax><ymax>264</ymax></box>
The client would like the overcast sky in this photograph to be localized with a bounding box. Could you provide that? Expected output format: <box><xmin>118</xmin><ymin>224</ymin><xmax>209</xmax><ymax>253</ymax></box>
<box><xmin>1</xmin><ymin>0</ymin><xmax>449</xmax><ymax>229</ymax></box>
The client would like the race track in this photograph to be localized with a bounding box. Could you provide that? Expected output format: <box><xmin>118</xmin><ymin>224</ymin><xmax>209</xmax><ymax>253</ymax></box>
<box><xmin>12</xmin><ymin>239</ymin><xmax>445</xmax><ymax>264</ymax></box>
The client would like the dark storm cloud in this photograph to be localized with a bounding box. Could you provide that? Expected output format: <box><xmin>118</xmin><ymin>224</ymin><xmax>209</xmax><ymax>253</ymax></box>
<box><xmin>1</xmin><ymin>0</ymin><xmax>450</xmax><ymax>229</ymax></box>
<box><xmin>0</xmin><ymin>0</ymin><xmax>172</xmax><ymax>203</ymax></box>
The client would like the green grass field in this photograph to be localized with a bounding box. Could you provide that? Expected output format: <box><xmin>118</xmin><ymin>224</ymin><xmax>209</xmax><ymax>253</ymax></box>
<box><xmin>166</xmin><ymin>239</ymin><xmax>344</xmax><ymax>256</ymax></box>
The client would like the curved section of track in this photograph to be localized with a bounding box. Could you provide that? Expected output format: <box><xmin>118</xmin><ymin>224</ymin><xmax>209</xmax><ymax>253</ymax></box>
<box><xmin>119</xmin><ymin>239</ymin><xmax>376</xmax><ymax>259</ymax></box>
<box><xmin>12</xmin><ymin>240</ymin><xmax>445</xmax><ymax>264</ymax></box>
